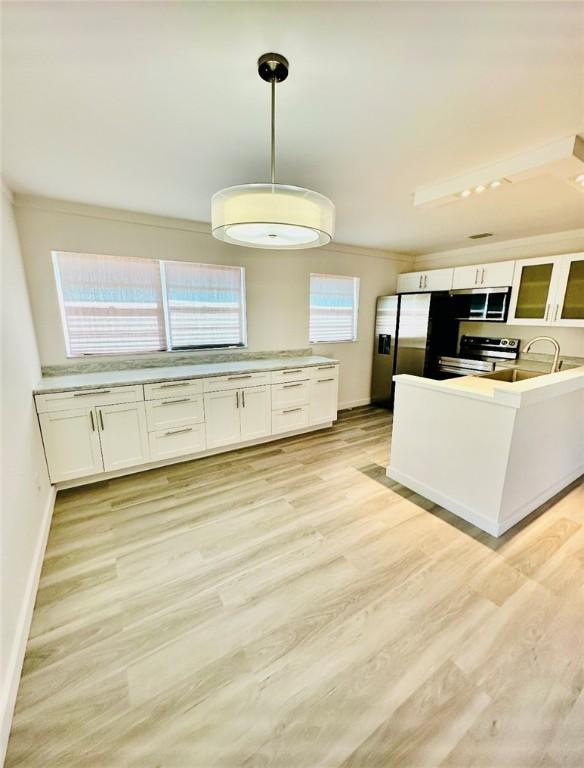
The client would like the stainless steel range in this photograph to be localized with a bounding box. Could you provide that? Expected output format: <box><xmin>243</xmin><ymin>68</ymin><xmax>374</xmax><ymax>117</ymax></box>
<box><xmin>438</xmin><ymin>335</ymin><xmax>520</xmax><ymax>377</ymax></box>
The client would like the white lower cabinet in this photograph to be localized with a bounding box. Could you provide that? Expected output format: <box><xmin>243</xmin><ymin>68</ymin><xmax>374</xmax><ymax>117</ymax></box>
<box><xmin>39</xmin><ymin>407</ymin><xmax>104</xmax><ymax>483</ymax></box>
<box><xmin>97</xmin><ymin>402</ymin><xmax>149</xmax><ymax>472</ymax></box>
<box><xmin>36</xmin><ymin>361</ymin><xmax>339</xmax><ymax>485</ymax></box>
<box><xmin>310</xmin><ymin>374</ymin><xmax>339</xmax><ymax>425</ymax></box>
<box><xmin>204</xmin><ymin>389</ymin><xmax>241</xmax><ymax>449</ymax></box>
<box><xmin>149</xmin><ymin>423</ymin><xmax>206</xmax><ymax>461</ymax></box>
<box><xmin>239</xmin><ymin>385</ymin><xmax>271</xmax><ymax>441</ymax></box>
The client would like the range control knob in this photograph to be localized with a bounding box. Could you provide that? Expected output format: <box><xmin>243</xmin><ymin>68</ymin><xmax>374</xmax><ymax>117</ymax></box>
<box><xmin>501</xmin><ymin>339</ymin><xmax>508</xmax><ymax>346</ymax></box>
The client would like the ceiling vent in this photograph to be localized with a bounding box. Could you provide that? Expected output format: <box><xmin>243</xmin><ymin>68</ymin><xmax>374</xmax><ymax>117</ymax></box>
<box><xmin>468</xmin><ymin>232</ymin><xmax>493</xmax><ymax>240</ymax></box>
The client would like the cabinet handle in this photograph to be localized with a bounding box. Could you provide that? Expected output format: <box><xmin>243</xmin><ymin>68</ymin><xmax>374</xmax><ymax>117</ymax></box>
<box><xmin>98</xmin><ymin>409</ymin><xmax>104</xmax><ymax>430</ymax></box>
<box><xmin>553</xmin><ymin>304</ymin><xmax>559</xmax><ymax>322</ymax></box>
<box><xmin>236</xmin><ymin>391</ymin><xmax>239</xmax><ymax>408</ymax></box>
<box><xmin>418</xmin><ymin>275</ymin><xmax>423</xmax><ymax>289</ymax></box>
<box><xmin>89</xmin><ymin>411</ymin><xmax>95</xmax><ymax>431</ymax></box>
<box><xmin>159</xmin><ymin>398</ymin><xmax>191</xmax><ymax>406</ymax></box>
<box><xmin>158</xmin><ymin>382</ymin><xmax>188</xmax><ymax>388</ymax></box>
<box><xmin>228</xmin><ymin>374</ymin><xmax>253</xmax><ymax>380</ymax></box>
<box><xmin>242</xmin><ymin>390</ymin><xmax>245</xmax><ymax>408</ymax></box>
<box><xmin>73</xmin><ymin>389</ymin><xmax>111</xmax><ymax>397</ymax></box>
<box><xmin>283</xmin><ymin>407</ymin><xmax>302</xmax><ymax>414</ymax></box>
<box><xmin>283</xmin><ymin>383</ymin><xmax>303</xmax><ymax>389</ymax></box>
<box><xmin>424</xmin><ymin>275</ymin><xmax>428</xmax><ymax>289</ymax></box>
<box><xmin>317</xmin><ymin>365</ymin><xmax>335</xmax><ymax>370</ymax></box>
<box><xmin>474</xmin><ymin>269</ymin><xmax>479</xmax><ymax>285</ymax></box>
<box><xmin>282</xmin><ymin>369</ymin><xmax>303</xmax><ymax>374</ymax></box>
<box><xmin>164</xmin><ymin>427</ymin><xmax>192</xmax><ymax>436</ymax></box>
<box><xmin>545</xmin><ymin>304</ymin><xmax>550</xmax><ymax>322</ymax></box>
<box><xmin>481</xmin><ymin>268</ymin><xmax>486</xmax><ymax>284</ymax></box>
<box><xmin>317</xmin><ymin>378</ymin><xmax>335</xmax><ymax>383</ymax></box>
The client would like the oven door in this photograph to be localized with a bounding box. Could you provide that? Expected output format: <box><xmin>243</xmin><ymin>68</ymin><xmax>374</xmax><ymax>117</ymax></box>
<box><xmin>450</xmin><ymin>288</ymin><xmax>510</xmax><ymax>322</ymax></box>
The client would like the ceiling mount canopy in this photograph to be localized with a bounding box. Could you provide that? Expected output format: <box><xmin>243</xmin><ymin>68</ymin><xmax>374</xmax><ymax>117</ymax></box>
<box><xmin>212</xmin><ymin>53</ymin><xmax>335</xmax><ymax>250</ymax></box>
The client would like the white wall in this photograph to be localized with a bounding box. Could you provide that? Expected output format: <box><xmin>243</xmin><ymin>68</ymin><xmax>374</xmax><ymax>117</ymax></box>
<box><xmin>0</xmin><ymin>185</ymin><xmax>54</xmax><ymax>763</ymax></box>
<box><xmin>13</xmin><ymin>195</ymin><xmax>413</xmax><ymax>408</ymax></box>
<box><xmin>414</xmin><ymin>229</ymin><xmax>584</xmax><ymax>359</ymax></box>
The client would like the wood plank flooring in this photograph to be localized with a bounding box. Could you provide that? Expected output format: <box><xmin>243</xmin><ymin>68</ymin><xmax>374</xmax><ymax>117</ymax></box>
<box><xmin>6</xmin><ymin>406</ymin><xmax>584</xmax><ymax>767</ymax></box>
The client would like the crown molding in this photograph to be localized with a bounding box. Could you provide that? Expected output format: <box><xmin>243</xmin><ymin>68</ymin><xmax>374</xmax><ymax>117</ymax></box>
<box><xmin>414</xmin><ymin>228</ymin><xmax>584</xmax><ymax>269</ymax></box>
<box><xmin>12</xmin><ymin>193</ymin><xmax>411</xmax><ymax>264</ymax></box>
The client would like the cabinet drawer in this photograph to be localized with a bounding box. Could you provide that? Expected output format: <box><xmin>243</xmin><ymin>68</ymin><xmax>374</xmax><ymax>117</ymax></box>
<box><xmin>145</xmin><ymin>396</ymin><xmax>204</xmax><ymax>432</ymax></box>
<box><xmin>272</xmin><ymin>405</ymin><xmax>309</xmax><ymax>435</ymax></box>
<box><xmin>148</xmin><ymin>423</ymin><xmax>206</xmax><ymax>461</ymax></box>
<box><xmin>203</xmin><ymin>372</ymin><xmax>269</xmax><ymax>393</ymax></box>
<box><xmin>144</xmin><ymin>379</ymin><xmax>202</xmax><ymax>400</ymax></box>
<box><xmin>270</xmin><ymin>368</ymin><xmax>310</xmax><ymax>384</ymax></box>
<box><xmin>35</xmin><ymin>385</ymin><xmax>143</xmax><ymax>414</ymax></box>
<box><xmin>309</xmin><ymin>364</ymin><xmax>339</xmax><ymax>381</ymax></box>
<box><xmin>271</xmin><ymin>380</ymin><xmax>310</xmax><ymax>410</ymax></box>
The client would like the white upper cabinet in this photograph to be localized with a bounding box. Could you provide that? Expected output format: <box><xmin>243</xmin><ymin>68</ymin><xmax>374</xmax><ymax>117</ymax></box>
<box><xmin>39</xmin><ymin>407</ymin><xmax>103</xmax><ymax>482</ymax></box>
<box><xmin>507</xmin><ymin>253</ymin><xmax>584</xmax><ymax>327</ymax></box>
<box><xmin>97</xmin><ymin>402</ymin><xmax>149</xmax><ymax>472</ymax></box>
<box><xmin>397</xmin><ymin>268</ymin><xmax>453</xmax><ymax>293</ymax></box>
<box><xmin>452</xmin><ymin>260</ymin><xmax>515</xmax><ymax>290</ymax></box>
<box><xmin>239</xmin><ymin>385</ymin><xmax>271</xmax><ymax>441</ymax></box>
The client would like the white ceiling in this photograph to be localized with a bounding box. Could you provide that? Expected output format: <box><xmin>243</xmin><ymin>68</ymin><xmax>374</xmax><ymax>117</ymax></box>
<box><xmin>2</xmin><ymin>1</ymin><xmax>583</xmax><ymax>255</ymax></box>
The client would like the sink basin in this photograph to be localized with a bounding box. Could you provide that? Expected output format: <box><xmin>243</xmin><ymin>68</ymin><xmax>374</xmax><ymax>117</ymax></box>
<box><xmin>480</xmin><ymin>368</ymin><xmax>546</xmax><ymax>383</ymax></box>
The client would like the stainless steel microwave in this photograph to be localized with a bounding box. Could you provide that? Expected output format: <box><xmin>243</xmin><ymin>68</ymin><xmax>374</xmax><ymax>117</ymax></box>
<box><xmin>449</xmin><ymin>287</ymin><xmax>510</xmax><ymax>322</ymax></box>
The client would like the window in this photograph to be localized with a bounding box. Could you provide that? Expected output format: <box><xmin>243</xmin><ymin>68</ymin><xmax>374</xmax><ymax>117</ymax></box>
<box><xmin>53</xmin><ymin>251</ymin><xmax>246</xmax><ymax>356</ymax></box>
<box><xmin>309</xmin><ymin>273</ymin><xmax>359</xmax><ymax>343</ymax></box>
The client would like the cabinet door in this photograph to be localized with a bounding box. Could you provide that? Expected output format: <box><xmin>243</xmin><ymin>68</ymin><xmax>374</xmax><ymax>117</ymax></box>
<box><xmin>424</xmin><ymin>268</ymin><xmax>454</xmax><ymax>292</ymax></box>
<box><xmin>97</xmin><ymin>402</ymin><xmax>149</xmax><ymax>472</ymax></box>
<box><xmin>39</xmin><ymin>407</ymin><xmax>103</xmax><ymax>482</ymax></box>
<box><xmin>204</xmin><ymin>389</ymin><xmax>241</xmax><ymax>449</ymax></box>
<box><xmin>481</xmin><ymin>260</ymin><xmax>515</xmax><ymax>288</ymax></box>
<box><xmin>507</xmin><ymin>257</ymin><xmax>560</xmax><ymax>325</ymax></box>
<box><xmin>452</xmin><ymin>265</ymin><xmax>484</xmax><ymax>290</ymax></box>
<box><xmin>240</xmin><ymin>385</ymin><xmax>272</xmax><ymax>441</ymax></box>
<box><xmin>452</xmin><ymin>261</ymin><xmax>515</xmax><ymax>290</ymax></box>
<box><xmin>309</xmin><ymin>376</ymin><xmax>339</xmax><ymax>426</ymax></box>
<box><xmin>552</xmin><ymin>253</ymin><xmax>584</xmax><ymax>327</ymax></box>
<box><xmin>396</xmin><ymin>272</ymin><xmax>425</xmax><ymax>293</ymax></box>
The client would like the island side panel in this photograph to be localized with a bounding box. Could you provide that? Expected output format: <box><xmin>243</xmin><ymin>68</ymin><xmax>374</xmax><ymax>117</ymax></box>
<box><xmin>387</xmin><ymin>379</ymin><xmax>516</xmax><ymax>535</ymax></box>
<box><xmin>499</xmin><ymin>387</ymin><xmax>584</xmax><ymax>530</ymax></box>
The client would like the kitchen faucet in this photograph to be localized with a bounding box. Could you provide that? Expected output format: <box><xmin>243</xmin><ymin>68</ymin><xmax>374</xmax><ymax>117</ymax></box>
<box><xmin>523</xmin><ymin>336</ymin><xmax>561</xmax><ymax>373</ymax></box>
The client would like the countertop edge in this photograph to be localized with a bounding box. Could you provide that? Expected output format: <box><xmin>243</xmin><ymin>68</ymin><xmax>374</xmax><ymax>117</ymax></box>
<box><xmin>33</xmin><ymin>356</ymin><xmax>340</xmax><ymax>395</ymax></box>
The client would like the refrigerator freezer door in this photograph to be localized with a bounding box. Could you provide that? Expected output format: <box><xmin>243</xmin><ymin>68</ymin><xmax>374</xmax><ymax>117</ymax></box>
<box><xmin>371</xmin><ymin>295</ymin><xmax>398</xmax><ymax>406</ymax></box>
<box><xmin>395</xmin><ymin>293</ymin><xmax>432</xmax><ymax>378</ymax></box>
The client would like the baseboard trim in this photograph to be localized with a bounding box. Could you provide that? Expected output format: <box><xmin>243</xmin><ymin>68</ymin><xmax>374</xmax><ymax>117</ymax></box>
<box><xmin>387</xmin><ymin>464</ymin><xmax>584</xmax><ymax>538</ymax></box>
<box><xmin>338</xmin><ymin>397</ymin><xmax>372</xmax><ymax>410</ymax></box>
<box><xmin>497</xmin><ymin>465</ymin><xmax>584</xmax><ymax>535</ymax></box>
<box><xmin>386</xmin><ymin>466</ymin><xmax>501</xmax><ymax>536</ymax></box>
<box><xmin>0</xmin><ymin>486</ymin><xmax>56</xmax><ymax>766</ymax></box>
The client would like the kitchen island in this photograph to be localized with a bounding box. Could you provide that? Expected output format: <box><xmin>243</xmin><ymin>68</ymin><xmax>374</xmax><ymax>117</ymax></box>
<box><xmin>387</xmin><ymin>366</ymin><xmax>584</xmax><ymax>536</ymax></box>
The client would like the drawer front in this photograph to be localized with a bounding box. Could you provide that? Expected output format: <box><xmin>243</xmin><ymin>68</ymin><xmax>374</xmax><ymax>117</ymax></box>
<box><xmin>271</xmin><ymin>405</ymin><xmax>309</xmax><ymax>435</ymax></box>
<box><xmin>148</xmin><ymin>423</ymin><xmax>206</xmax><ymax>461</ymax></box>
<box><xmin>144</xmin><ymin>379</ymin><xmax>203</xmax><ymax>401</ymax></box>
<box><xmin>35</xmin><ymin>385</ymin><xmax>143</xmax><ymax>414</ymax></box>
<box><xmin>271</xmin><ymin>380</ymin><xmax>310</xmax><ymax>410</ymax></box>
<box><xmin>203</xmin><ymin>372</ymin><xmax>269</xmax><ymax>393</ymax></box>
<box><xmin>270</xmin><ymin>368</ymin><xmax>310</xmax><ymax>384</ymax></box>
<box><xmin>309</xmin><ymin>364</ymin><xmax>339</xmax><ymax>381</ymax></box>
<box><xmin>145</xmin><ymin>396</ymin><xmax>204</xmax><ymax>432</ymax></box>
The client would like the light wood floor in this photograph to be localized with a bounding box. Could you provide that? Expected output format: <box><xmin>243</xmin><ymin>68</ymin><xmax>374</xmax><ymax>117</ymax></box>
<box><xmin>6</xmin><ymin>406</ymin><xmax>584</xmax><ymax>767</ymax></box>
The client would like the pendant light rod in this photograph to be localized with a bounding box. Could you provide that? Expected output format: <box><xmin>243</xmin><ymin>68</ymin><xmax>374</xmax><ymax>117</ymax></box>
<box><xmin>271</xmin><ymin>77</ymin><xmax>276</xmax><ymax>184</ymax></box>
<box><xmin>258</xmin><ymin>53</ymin><xmax>289</xmax><ymax>185</ymax></box>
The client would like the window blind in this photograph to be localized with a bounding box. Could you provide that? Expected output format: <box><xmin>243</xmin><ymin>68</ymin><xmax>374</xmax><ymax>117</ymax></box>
<box><xmin>309</xmin><ymin>273</ymin><xmax>359</xmax><ymax>343</ymax></box>
<box><xmin>54</xmin><ymin>252</ymin><xmax>166</xmax><ymax>356</ymax></box>
<box><xmin>163</xmin><ymin>261</ymin><xmax>246</xmax><ymax>349</ymax></box>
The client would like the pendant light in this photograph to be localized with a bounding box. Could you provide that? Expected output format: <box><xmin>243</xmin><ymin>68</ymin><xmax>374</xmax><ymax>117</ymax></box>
<box><xmin>212</xmin><ymin>53</ymin><xmax>335</xmax><ymax>249</ymax></box>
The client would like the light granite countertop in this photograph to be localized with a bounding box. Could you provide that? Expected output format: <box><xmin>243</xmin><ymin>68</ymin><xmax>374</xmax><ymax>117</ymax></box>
<box><xmin>33</xmin><ymin>356</ymin><xmax>339</xmax><ymax>395</ymax></box>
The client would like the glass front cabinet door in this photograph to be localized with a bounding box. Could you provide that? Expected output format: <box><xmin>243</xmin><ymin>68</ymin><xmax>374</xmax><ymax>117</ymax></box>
<box><xmin>552</xmin><ymin>253</ymin><xmax>584</xmax><ymax>327</ymax></box>
<box><xmin>508</xmin><ymin>253</ymin><xmax>584</xmax><ymax>327</ymax></box>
